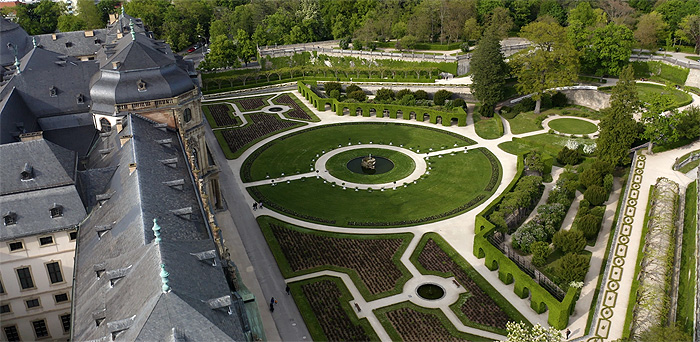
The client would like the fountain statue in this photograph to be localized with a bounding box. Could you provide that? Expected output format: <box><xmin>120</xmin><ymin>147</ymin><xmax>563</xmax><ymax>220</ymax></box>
<box><xmin>361</xmin><ymin>154</ymin><xmax>376</xmax><ymax>170</ymax></box>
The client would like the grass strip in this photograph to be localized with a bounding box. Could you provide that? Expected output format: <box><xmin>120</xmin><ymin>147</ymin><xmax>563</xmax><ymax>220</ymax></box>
<box><xmin>676</xmin><ymin>181</ymin><xmax>697</xmax><ymax>335</ymax></box>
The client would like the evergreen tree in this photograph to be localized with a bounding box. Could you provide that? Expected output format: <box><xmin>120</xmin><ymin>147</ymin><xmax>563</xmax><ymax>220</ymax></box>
<box><xmin>470</xmin><ymin>25</ymin><xmax>507</xmax><ymax>116</ymax></box>
<box><xmin>597</xmin><ymin>65</ymin><xmax>640</xmax><ymax>165</ymax></box>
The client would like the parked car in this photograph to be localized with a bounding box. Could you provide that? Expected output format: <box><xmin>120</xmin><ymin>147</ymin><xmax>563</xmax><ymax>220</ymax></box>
<box><xmin>187</xmin><ymin>47</ymin><xmax>196</xmax><ymax>53</ymax></box>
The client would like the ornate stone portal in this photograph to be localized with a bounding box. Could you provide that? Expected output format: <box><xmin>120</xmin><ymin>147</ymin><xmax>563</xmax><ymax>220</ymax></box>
<box><xmin>361</xmin><ymin>154</ymin><xmax>376</xmax><ymax>170</ymax></box>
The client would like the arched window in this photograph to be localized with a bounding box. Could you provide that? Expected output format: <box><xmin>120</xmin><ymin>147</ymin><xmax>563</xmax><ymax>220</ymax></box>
<box><xmin>183</xmin><ymin>108</ymin><xmax>192</xmax><ymax>123</ymax></box>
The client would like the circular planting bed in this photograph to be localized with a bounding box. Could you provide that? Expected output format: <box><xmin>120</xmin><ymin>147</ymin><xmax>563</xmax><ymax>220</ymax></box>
<box><xmin>268</xmin><ymin>106</ymin><xmax>284</xmax><ymax>112</ymax></box>
<box><xmin>548</xmin><ymin>118</ymin><xmax>598</xmax><ymax>135</ymax></box>
<box><xmin>326</xmin><ymin>148</ymin><xmax>415</xmax><ymax>184</ymax></box>
<box><xmin>416</xmin><ymin>283</ymin><xmax>445</xmax><ymax>300</ymax></box>
<box><xmin>243</xmin><ymin>123</ymin><xmax>501</xmax><ymax>227</ymax></box>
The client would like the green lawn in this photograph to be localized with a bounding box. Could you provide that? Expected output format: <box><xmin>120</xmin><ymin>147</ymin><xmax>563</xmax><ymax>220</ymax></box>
<box><xmin>474</xmin><ymin>114</ymin><xmax>504</xmax><ymax>139</ymax></box>
<box><xmin>677</xmin><ymin>181</ymin><xmax>697</xmax><ymax>335</ymax></box>
<box><xmin>506</xmin><ymin>111</ymin><xmax>545</xmax><ymax>134</ymax></box>
<box><xmin>325</xmin><ymin>148</ymin><xmax>416</xmax><ymax>184</ymax></box>
<box><xmin>677</xmin><ymin>149</ymin><xmax>700</xmax><ymax>173</ymax></box>
<box><xmin>539</xmin><ymin>107</ymin><xmax>602</xmax><ymax>120</ymax></box>
<box><xmin>243</xmin><ymin>122</ymin><xmax>474</xmax><ymax>182</ymax></box>
<box><xmin>499</xmin><ymin>133</ymin><xmax>593</xmax><ymax>157</ymax></box>
<box><xmin>631</xmin><ymin>61</ymin><xmax>690</xmax><ymax>85</ymax></box>
<box><xmin>547</xmin><ymin>118</ymin><xmax>598</xmax><ymax>135</ymax></box>
<box><xmin>249</xmin><ymin>148</ymin><xmax>500</xmax><ymax>227</ymax></box>
<box><xmin>600</xmin><ymin>83</ymin><xmax>692</xmax><ymax>111</ymax></box>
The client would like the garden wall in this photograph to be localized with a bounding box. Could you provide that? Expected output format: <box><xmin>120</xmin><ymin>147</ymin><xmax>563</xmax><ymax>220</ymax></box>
<box><xmin>297</xmin><ymin>81</ymin><xmax>467</xmax><ymax>126</ymax></box>
<box><xmin>558</xmin><ymin>89</ymin><xmax>611</xmax><ymax>111</ymax></box>
<box><xmin>472</xmin><ymin>154</ymin><xmax>578</xmax><ymax>329</ymax></box>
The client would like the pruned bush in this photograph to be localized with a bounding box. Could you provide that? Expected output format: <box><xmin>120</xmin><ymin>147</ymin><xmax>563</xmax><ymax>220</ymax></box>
<box><xmin>584</xmin><ymin>185</ymin><xmax>607</xmax><ymax>206</ymax></box>
<box><xmin>453</xmin><ymin>98</ymin><xmax>466</xmax><ymax>109</ymax></box>
<box><xmin>557</xmin><ymin>252</ymin><xmax>590</xmax><ymax>284</ymax></box>
<box><xmin>512</xmin><ymin>220</ymin><xmax>548</xmax><ymax>253</ymax></box>
<box><xmin>525</xmin><ymin>151</ymin><xmax>545</xmax><ymax>174</ymax></box>
<box><xmin>552</xmin><ymin>91</ymin><xmax>568</xmax><ymax>107</ymax></box>
<box><xmin>414</xmin><ymin>90</ymin><xmax>428</xmax><ymax>100</ymax></box>
<box><xmin>375</xmin><ymin>88</ymin><xmax>395</xmax><ymax>102</ymax></box>
<box><xmin>348</xmin><ymin>90</ymin><xmax>367</xmax><ymax>102</ymax></box>
<box><xmin>557</xmin><ymin>146</ymin><xmax>582</xmax><ymax>165</ymax></box>
<box><xmin>552</xmin><ymin>229</ymin><xmax>586</xmax><ymax>254</ymax></box>
<box><xmin>576</xmin><ymin>213</ymin><xmax>603</xmax><ymax>239</ymax></box>
<box><xmin>396</xmin><ymin>89</ymin><xmax>412</xmax><ymax>99</ymax></box>
<box><xmin>433</xmin><ymin>89</ymin><xmax>453</xmax><ymax>105</ymax></box>
<box><xmin>399</xmin><ymin>94</ymin><xmax>416</xmax><ymax>106</ymax></box>
<box><xmin>531</xmin><ymin>241</ymin><xmax>551</xmax><ymax>266</ymax></box>
<box><xmin>324</xmin><ymin>82</ymin><xmax>342</xmax><ymax>96</ymax></box>
<box><xmin>603</xmin><ymin>173</ymin><xmax>614</xmax><ymax>195</ymax></box>
<box><xmin>329</xmin><ymin>89</ymin><xmax>340</xmax><ymax>99</ymax></box>
<box><xmin>346</xmin><ymin>84</ymin><xmax>362</xmax><ymax>94</ymax></box>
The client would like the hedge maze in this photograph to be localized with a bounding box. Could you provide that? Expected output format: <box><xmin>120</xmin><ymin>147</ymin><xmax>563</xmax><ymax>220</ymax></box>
<box><xmin>220</xmin><ymin>114</ymin><xmax>304</xmax><ymax>155</ymax></box>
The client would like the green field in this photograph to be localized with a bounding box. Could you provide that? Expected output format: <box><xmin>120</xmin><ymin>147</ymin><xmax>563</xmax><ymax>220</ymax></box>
<box><xmin>474</xmin><ymin>114</ymin><xmax>504</xmax><ymax>139</ymax></box>
<box><xmin>498</xmin><ymin>133</ymin><xmax>592</xmax><ymax>157</ymax></box>
<box><xmin>248</xmin><ymin>148</ymin><xmax>500</xmax><ymax>227</ymax></box>
<box><xmin>677</xmin><ymin>181</ymin><xmax>697</xmax><ymax>335</ymax></box>
<box><xmin>506</xmin><ymin>111</ymin><xmax>545</xmax><ymax>134</ymax></box>
<box><xmin>600</xmin><ymin>83</ymin><xmax>692</xmax><ymax>110</ymax></box>
<box><xmin>242</xmin><ymin>122</ymin><xmax>474</xmax><ymax>182</ymax></box>
<box><xmin>547</xmin><ymin>118</ymin><xmax>598</xmax><ymax>134</ymax></box>
<box><xmin>326</xmin><ymin>148</ymin><xmax>416</xmax><ymax>184</ymax></box>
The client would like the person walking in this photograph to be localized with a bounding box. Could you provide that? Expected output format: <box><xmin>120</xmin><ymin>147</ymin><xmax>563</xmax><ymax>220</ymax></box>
<box><xmin>259</xmin><ymin>201</ymin><xmax>264</xmax><ymax>210</ymax></box>
<box><xmin>565</xmin><ymin>329</ymin><xmax>570</xmax><ymax>339</ymax></box>
<box><xmin>270</xmin><ymin>297</ymin><xmax>275</xmax><ymax>306</ymax></box>
<box><xmin>269</xmin><ymin>302</ymin><xmax>274</xmax><ymax>312</ymax></box>
<box><xmin>285</xmin><ymin>285</ymin><xmax>290</xmax><ymax>295</ymax></box>
<box><xmin>253</xmin><ymin>202</ymin><xmax>257</xmax><ymax>211</ymax></box>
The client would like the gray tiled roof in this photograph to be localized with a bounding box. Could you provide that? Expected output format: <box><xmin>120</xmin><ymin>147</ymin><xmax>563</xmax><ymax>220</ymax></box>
<box><xmin>0</xmin><ymin>87</ymin><xmax>37</xmax><ymax>144</ymax></box>
<box><xmin>34</xmin><ymin>29</ymin><xmax>108</xmax><ymax>58</ymax></box>
<box><xmin>0</xmin><ymin>184</ymin><xmax>86</xmax><ymax>241</ymax></box>
<box><xmin>0</xmin><ymin>17</ymin><xmax>31</xmax><ymax>67</ymax></box>
<box><xmin>72</xmin><ymin>114</ymin><xmax>248</xmax><ymax>341</ymax></box>
<box><xmin>0</xmin><ymin>137</ymin><xmax>76</xmax><ymax>196</ymax></box>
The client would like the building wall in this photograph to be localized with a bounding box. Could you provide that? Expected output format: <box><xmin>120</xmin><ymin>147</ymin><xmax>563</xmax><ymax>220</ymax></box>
<box><xmin>0</xmin><ymin>230</ymin><xmax>76</xmax><ymax>342</ymax></box>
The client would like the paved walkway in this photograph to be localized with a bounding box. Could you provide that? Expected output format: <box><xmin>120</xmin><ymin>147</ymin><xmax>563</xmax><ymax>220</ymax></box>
<box><xmin>203</xmin><ymin>86</ymin><xmax>700</xmax><ymax>341</ymax></box>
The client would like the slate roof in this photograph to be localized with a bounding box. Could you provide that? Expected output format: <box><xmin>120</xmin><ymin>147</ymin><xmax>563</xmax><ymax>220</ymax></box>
<box><xmin>0</xmin><ymin>87</ymin><xmax>37</xmax><ymax>144</ymax></box>
<box><xmin>34</xmin><ymin>29</ymin><xmax>108</xmax><ymax>58</ymax></box>
<box><xmin>0</xmin><ymin>16</ymin><xmax>31</xmax><ymax>67</ymax></box>
<box><xmin>72</xmin><ymin>114</ymin><xmax>248</xmax><ymax>341</ymax></box>
<box><xmin>0</xmin><ymin>137</ymin><xmax>76</xmax><ymax>196</ymax></box>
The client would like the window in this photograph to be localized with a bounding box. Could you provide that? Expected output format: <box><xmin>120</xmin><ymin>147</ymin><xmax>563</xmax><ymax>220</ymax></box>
<box><xmin>32</xmin><ymin>319</ymin><xmax>49</xmax><ymax>339</ymax></box>
<box><xmin>49</xmin><ymin>86</ymin><xmax>57</xmax><ymax>97</ymax></box>
<box><xmin>21</xmin><ymin>163</ymin><xmax>33</xmax><ymax>180</ymax></box>
<box><xmin>39</xmin><ymin>236</ymin><xmax>54</xmax><ymax>246</ymax></box>
<box><xmin>54</xmin><ymin>293</ymin><xmax>69</xmax><ymax>303</ymax></box>
<box><xmin>61</xmin><ymin>314</ymin><xmax>71</xmax><ymax>333</ymax></box>
<box><xmin>16</xmin><ymin>267</ymin><xmax>34</xmax><ymax>289</ymax></box>
<box><xmin>137</xmin><ymin>79</ymin><xmax>147</xmax><ymax>92</ymax></box>
<box><xmin>50</xmin><ymin>204</ymin><xmax>63</xmax><ymax>218</ymax></box>
<box><xmin>0</xmin><ymin>304</ymin><xmax>10</xmax><ymax>314</ymax></box>
<box><xmin>8</xmin><ymin>241</ymin><xmax>23</xmax><ymax>252</ymax></box>
<box><xmin>4</xmin><ymin>212</ymin><xmax>17</xmax><ymax>226</ymax></box>
<box><xmin>69</xmin><ymin>231</ymin><xmax>77</xmax><ymax>241</ymax></box>
<box><xmin>76</xmin><ymin>94</ymin><xmax>84</xmax><ymax>104</ymax></box>
<box><xmin>46</xmin><ymin>262</ymin><xmax>63</xmax><ymax>284</ymax></box>
<box><xmin>3</xmin><ymin>326</ymin><xmax>19</xmax><ymax>342</ymax></box>
<box><xmin>183</xmin><ymin>108</ymin><xmax>192</xmax><ymax>123</ymax></box>
<box><xmin>25</xmin><ymin>298</ymin><xmax>40</xmax><ymax>309</ymax></box>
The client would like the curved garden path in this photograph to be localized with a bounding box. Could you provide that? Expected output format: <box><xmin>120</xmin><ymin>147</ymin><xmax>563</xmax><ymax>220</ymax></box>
<box><xmin>202</xmin><ymin>88</ymin><xmax>700</xmax><ymax>341</ymax></box>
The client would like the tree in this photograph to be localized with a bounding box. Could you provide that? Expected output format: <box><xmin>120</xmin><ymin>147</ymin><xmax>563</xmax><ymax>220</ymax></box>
<box><xmin>395</xmin><ymin>35</ymin><xmax>417</xmax><ymax>51</ymax></box>
<box><xmin>557</xmin><ymin>252</ymin><xmax>589</xmax><ymax>284</ymax></box>
<box><xmin>96</xmin><ymin>0</ymin><xmax>121</xmax><ymax>25</ymax></box>
<box><xmin>597</xmin><ymin>65</ymin><xmax>640</xmax><ymax>165</ymax></box>
<box><xmin>505</xmin><ymin>322</ymin><xmax>562</xmax><ymax>342</ymax></box>
<box><xmin>678</xmin><ymin>14</ymin><xmax>700</xmax><ymax>54</ymax></box>
<box><xmin>538</xmin><ymin>0</ymin><xmax>566</xmax><ymax>25</ymax></box>
<box><xmin>599</xmin><ymin>0</ymin><xmax>636</xmax><ymax>27</ymax></box>
<box><xmin>557</xmin><ymin>146</ymin><xmax>582</xmax><ymax>165</ymax></box>
<box><xmin>677</xmin><ymin>106</ymin><xmax>700</xmax><ymax>140</ymax></box>
<box><xmin>642</xmin><ymin>87</ymin><xmax>683</xmax><ymax>152</ymax></box>
<box><xmin>584</xmin><ymin>185</ymin><xmax>608</xmax><ymax>206</ymax></box>
<box><xmin>77</xmin><ymin>0</ymin><xmax>103</xmax><ymax>30</ymax></box>
<box><xmin>462</xmin><ymin>18</ymin><xmax>482</xmax><ymax>42</ymax></box>
<box><xmin>655</xmin><ymin>0</ymin><xmax>700</xmax><ymax>34</ymax></box>
<box><xmin>433</xmin><ymin>89</ymin><xmax>453</xmax><ymax>105</ymax></box>
<box><xmin>635</xmin><ymin>12</ymin><xmax>668</xmax><ymax>50</ymax></box>
<box><xmin>205</xmin><ymin>34</ymin><xmax>239</xmax><ymax>69</ymax></box>
<box><xmin>15</xmin><ymin>0</ymin><xmax>64</xmax><ymax>35</ymax></box>
<box><xmin>58</xmin><ymin>14</ymin><xmax>86</xmax><ymax>32</ymax></box>
<box><xmin>552</xmin><ymin>229</ymin><xmax>586</xmax><ymax>254</ymax></box>
<box><xmin>470</xmin><ymin>25</ymin><xmax>508</xmax><ymax>116</ymax></box>
<box><xmin>348</xmin><ymin>90</ymin><xmax>367</xmax><ymax>102</ymax></box>
<box><xmin>510</xmin><ymin>21</ymin><xmax>578</xmax><ymax>113</ymax></box>
<box><xmin>577</xmin><ymin>214</ymin><xmax>602</xmax><ymax>239</ymax></box>
<box><xmin>236</xmin><ymin>29</ymin><xmax>256</xmax><ymax>66</ymax></box>
<box><xmin>375</xmin><ymin>88</ymin><xmax>395</xmax><ymax>102</ymax></box>
<box><xmin>324</xmin><ymin>82</ymin><xmax>342</xmax><ymax>96</ymax></box>
<box><xmin>531</xmin><ymin>241</ymin><xmax>550</xmax><ymax>266</ymax></box>
<box><xmin>124</xmin><ymin>0</ymin><xmax>171</xmax><ymax>37</ymax></box>
<box><xmin>484</xmin><ymin>7</ymin><xmax>513</xmax><ymax>39</ymax></box>
<box><xmin>588</xmin><ymin>23</ymin><xmax>634</xmax><ymax>76</ymax></box>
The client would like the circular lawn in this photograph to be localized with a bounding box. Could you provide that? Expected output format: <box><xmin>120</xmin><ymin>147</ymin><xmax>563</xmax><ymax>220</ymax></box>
<box><xmin>326</xmin><ymin>148</ymin><xmax>416</xmax><ymax>184</ymax></box>
<box><xmin>548</xmin><ymin>118</ymin><xmax>598</xmax><ymax>134</ymax></box>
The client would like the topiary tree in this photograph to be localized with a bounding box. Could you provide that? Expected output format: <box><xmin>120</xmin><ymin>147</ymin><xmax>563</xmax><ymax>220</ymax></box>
<box><xmin>433</xmin><ymin>89</ymin><xmax>453</xmax><ymax>105</ymax></box>
<box><xmin>557</xmin><ymin>252</ymin><xmax>589</xmax><ymax>285</ymax></box>
<box><xmin>577</xmin><ymin>213</ymin><xmax>602</xmax><ymax>239</ymax></box>
<box><xmin>375</xmin><ymin>88</ymin><xmax>395</xmax><ymax>102</ymax></box>
<box><xmin>396</xmin><ymin>88</ymin><xmax>412</xmax><ymax>99</ymax></box>
<box><xmin>329</xmin><ymin>89</ymin><xmax>340</xmax><ymax>99</ymax></box>
<box><xmin>584</xmin><ymin>185</ymin><xmax>607</xmax><ymax>206</ymax></box>
<box><xmin>552</xmin><ymin>229</ymin><xmax>586</xmax><ymax>253</ymax></box>
<box><xmin>531</xmin><ymin>241</ymin><xmax>551</xmax><ymax>266</ymax></box>
<box><xmin>324</xmin><ymin>82</ymin><xmax>342</xmax><ymax>96</ymax></box>
<box><xmin>348</xmin><ymin>90</ymin><xmax>367</xmax><ymax>102</ymax></box>
<box><xmin>414</xmin><ymin>90</ymin><xmax>428</xmax><ymax>100</ymax></box>
<box><xmin>345</xmin><ymin>84</ymin><xmax>362</xmax><ymax>94</ymax></box>
<box><xmin>557</xmin><ymin>146</ymin><xmax>582</xmax><ymax>165</ymax></box>
<box><xmin>453</xmin><ymin>98</ymin><xmax>466</xmax><ymax>109</ymax></box>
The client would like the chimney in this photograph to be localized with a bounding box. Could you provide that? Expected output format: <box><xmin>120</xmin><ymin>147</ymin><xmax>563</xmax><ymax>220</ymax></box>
<box><xmin>129</xmin><ymin>163</ymin><xmax>137</xmax><ymax>175</ymax></box>
<box><xmin>19</xmin><ymin>131</ymin><xmax>43</xmax><ymax>142</ymax></box>
<box><xmin>84</xmin><ymin>30</ymin><xmax>94</xmax><ymax>37</ymax></box>
<box><xmin>51</xmin><ymin>34</ymin><xmax>57</xmax><ymax>41</ymax></box>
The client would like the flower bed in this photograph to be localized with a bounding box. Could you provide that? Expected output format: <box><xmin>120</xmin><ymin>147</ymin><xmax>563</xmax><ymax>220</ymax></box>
<box><xmin>220</xmin><ymin>113</ymin><xmax>304</xmax><ymax>156</ymax></box>
<box><xmin>273</xmin><ymin>94</ymin><xmax>313</xmax><ymax>120</ymax></box>
<box><xmin>234</xmin><ymin>96</ymin><xmax>267</xmax><ymax>111</ymax></box>
<box><xmin>377</xmin><ymin>304</ymin><xmax>489</xmax><ymax>341</ymax></box>
<box><xmin>206</xmin><ymin>104</ymin><xmax>237</xmax><ymax>126</ymax></box>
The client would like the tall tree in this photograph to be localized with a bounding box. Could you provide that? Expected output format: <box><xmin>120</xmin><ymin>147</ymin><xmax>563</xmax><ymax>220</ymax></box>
<box><xmin>470</xmin><ymin>25</ymin><xmax>508</xmax><ymax>116</ymax></box>
<box><xmin>597</xmin><ymin>65</ymin><xmax>640</xmax><ymax>165</ymax></box>
<box><xmin>15</xmin><ymin>0</ymin><xmax>64</xmax><ymax>35</ymax></box>
<box><xmin>77</xmin><ymin>0</ymin><xmax>103</xmax><ymax>30</ymax></box>
<box><xmin>124</xmin><ymin>0</ymin><xmax>172</xmax><ymax>37</ymax></box>
<box><xmin>634</xmin><ymin>12</ymin><xmax>668</xmax><ymax>50</ymax></box>
<box><xmin>538</xmin><ymin>0</ymin><xmax>566</xmax><ymax>24</ymax></box>
<box><xmin>484</xmin><ymin>7</ymin><xmax>513</xmax><ymax>39</ymax></box>
<box><xmin>96</xmin><ymin>0</ymin><xmax>121</xmax><ymax>25</ymax></box>
<box><xmin>589</xmin><ymin>23</ymin><xmax>635</xmax><ymax>76</ymax></box>
<box><xmin>510</xmin><ymin>21</ymin><xmax>579</xmax><ymax>113</ymax></box>
<box><xmin>236</xmin><ymin>29</ymin><xmax>256</xmax><ymax>66</ymax></box>
<box><xmin>678</xmin><ymin>14</ymin><xmax>700</xmax><ymax>54</ymax></box>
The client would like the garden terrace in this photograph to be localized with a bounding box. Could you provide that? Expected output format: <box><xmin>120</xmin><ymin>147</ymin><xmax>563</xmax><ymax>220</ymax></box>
<box><xmin>272</xmin><ymin>94</ymin><xmax>313</xmax><ymax>120</ymax></box>
<box><xmin>218</xmin><ymin>113</ymin><xmax>305</xmax><ymax>159</ymax></box>
<box><xmin>203</xmin><ymin>104</ymin><xmax>237</xmax><ymax>127</ymax></box>
<box><xmin>599</xmin><ymin>83</ymin><xmax>692</xmax><ymax>111</ymax></box>
<box><xmin>291</xmin><ymin>276</ymin><xmax>378</xmax><ymax>341</ymax></box>
<box><xmin>376</xmin><ymin>303</ymin><xmax>490</xmax><ymax>341</ymax></box>
<box><xmin>232</xmin><ymin>95</ymin><xmax>273</xmax><ymax>111</ymax></box>
<box><xmin>258</xmin><ymin>217</ymin><xmax>412</xmax><ymax>299</ymax></box>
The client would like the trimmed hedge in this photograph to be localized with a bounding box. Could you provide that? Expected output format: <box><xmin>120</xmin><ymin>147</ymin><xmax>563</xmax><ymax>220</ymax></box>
<box><xmin>298</xmin><ymin>81</ymin><xmax>467</xmax><ymax>126</ymax></box>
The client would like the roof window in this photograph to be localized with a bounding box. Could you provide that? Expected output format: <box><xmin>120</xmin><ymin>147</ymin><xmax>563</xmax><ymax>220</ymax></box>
<box><xmin>4</xmin><ymin>212</ymin><xmax>17</xmax><ymax>226</ymax></box>
<box><xmin>21</xmin><ymin>163</ymin><xmax>33</xmax><ymax>180</ymax></box>
<box><xmin>50</xmin><ymin>204</ymin><xmax>63</xmax><ymax>218</ymax></box>
<box><xmin>137</xmin><ymin>79</ymin><xmax>147</xmax><ymax>92</ymax></box>
<box><xmin>77</xmin><ymin>94</ymin><xmax>84</xmax><ymax>104</ymax></box>
<box><xmin>49</xmin><ymin>86</ymin><xmax>57</xmax><ymax>97</ymax></box>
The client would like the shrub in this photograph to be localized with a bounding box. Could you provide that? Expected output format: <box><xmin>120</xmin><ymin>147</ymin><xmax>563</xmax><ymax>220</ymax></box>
<box><xmin>580</xmin><ymin>168</ymin><xmax>603</xmax><ymax>189</ymax></box>
<box><xmin>557</xmin><ymin>252</ymin><xmax>590</xmax><ymax>285</ymax></box>
<box><xmin>452</xmin><ymin>98</ymin><xmax>466</xmax><ymax>109</ymax></box>
<box><xmin>433</xmin><ymin>89</ymin><xmax>453</xmax><ymax>105</ymax></box>
<box><xmin>552</xmin><ymin>91</ymin><xmax>568</xmax><ymax>107</ymax></box>
<box><xmin>399</xmin><ymin>94</ymin><xmax>416</xmax><ymax>106</ymax></box>
<box><xmin>339</xmin><ymin>37</ymin><xmax>351</xmax><ymax>49</ymax></box>
<box><xmin>525</xmin><ymin>151</ymin><xmax>545</xmax><ymax>174</ymax></box>
<box><xmin>603</xmin><ymin>173</ymin><xmax>614</xmax><ymax>195</ymax></box>
<box><xmin>353</xmin><ymin>40</ymin><xmax>363</xmax><ymax>50</ymax></box>
<box><xmin>396</xmin><ymin>89</ymin><xmax>412</xmax><ymax>99</ymax></box>
<box><xmin>584</xmin><ymin>185</ymin><xmax>607</xmax><ymax>206</ymax></box>
<box><xmin>375</xmin><ymin>88</ymin><xmax>395</xmax><ymax>102</ymax></box>
<box><xmin>329</xmin><ymin>89</ymin><xmax>340</xmax><ymax>99</ymax></box>
<box><xmin>552</xmin><ymin>229</ymin><xmax>586</xmax><ymax>253</ymax></box>
<box><xmin>460</xmin><ymin>42</ymin><xmax>470</xmax><ymax>52</ymax></box>
<box><xmin>576</xmin><ymin>213</ymin><xmax>602</xmax><ymax>239</ymax></box>
<box><xmin>512</xmin><ymin>220</ymin><xmax>548</xmax><ymax>253</ymax></box>
<box><xmin>557</xmin><ymin>146</ymin><xmax>582</xmax><ymax>165</ymax></box>
<box><xmin>531</xmin><ymin>241</ymin><xmax>551</xmax><ymax>266</ymax></box>
<box><xmin>348</xmin><ymin>90</ymin><xmax>367</xmax><ymax>102</ymax></box>
<box><xmin>324</xmin><ymin>82</ymin><xmax>342</xmax><ymax>96</ymax></box>
<box><xmin>346</xmin><ymin>84</ymin><xmax>362</xmax><ymax>94</ymax></box>
<box><xmin>414</xmin><ymin>90</ymin><xmax>428</xmax><ymax>100</ymax></box>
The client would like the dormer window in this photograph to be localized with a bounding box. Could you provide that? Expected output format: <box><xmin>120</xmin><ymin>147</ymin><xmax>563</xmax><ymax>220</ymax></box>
<box><xmin>20</xmin><ymin>163</ymin><xmax>33</xmax><ymax>180</ymax></box>
<box><xmin>77</xmin><ymin>94</ymin><xmax>84</xmax><ymax>104</ymax></box>
<box><xmin>137</xmin><ymin>79</ymin><xmax>146</xmax><ymax>92</ymax></box>
<box><xmin>50</xmin><ymin>204</ymin><xmax>63</xmax><ymax>218</ymax></box>
<box><xmin>49</xmin><ymin>86</ymin><xmax>57</xmax><ymax>97</ymax></box>
<box><xmin>65</xmin><ymin>42</ymin><xmax>73</xmax><ymax>48</ymax></box>
<box><xmin>94</xmin><ymin>38</ymin><xmax>101</xmax><ymax>45</ymax></box>
<box><xmin>4</xmin><ymin>212</ymin><xmax>17</xmax><ymax>226</ymax></box>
